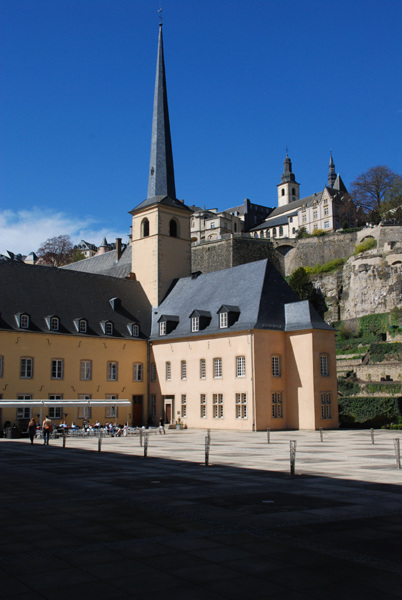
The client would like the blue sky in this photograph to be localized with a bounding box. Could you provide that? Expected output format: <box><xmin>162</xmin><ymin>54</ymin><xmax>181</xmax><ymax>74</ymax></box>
<box><xmin>1</xmin><ymin>0</ymin><xmax>401</xmax><ymax>255</ymax></box>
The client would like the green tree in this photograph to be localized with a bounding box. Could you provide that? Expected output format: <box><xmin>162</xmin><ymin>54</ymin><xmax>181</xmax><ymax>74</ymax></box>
<box><xmin>289</xmin><ymin>267</ymin><xmax>327</xmax><ymax>317</ymax></box>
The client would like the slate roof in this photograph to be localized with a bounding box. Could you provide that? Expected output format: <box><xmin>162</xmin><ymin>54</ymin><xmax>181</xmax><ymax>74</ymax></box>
<box><xmin>62</xmin><ymin>245</ymin><xmax>133</xmax><ymax>278</ymax></box>
<box><xmin>130</xmin><ymin>195</ymin><xmax>193</xmax><ymax>214</ymax></box>
<box><xmin>251</xmin><ymin>213</ymin><xmax>296</xmax><ymax>230</ymax></box>
<box><xmin>150</xmin><ymin>259</ymin><xmax>332</xmax><ymax>340</ymax></box>
<box><xmin>0</xmin><ymin>261</ymin><xmax>151</xmax><ymax>338</ymax></box>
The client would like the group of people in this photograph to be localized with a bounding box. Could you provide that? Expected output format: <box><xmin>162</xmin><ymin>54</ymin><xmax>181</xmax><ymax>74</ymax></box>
<box><xmin>27</xmin><ymin>416</ymin><xmax>53</xmax><ymax>445</ymax></box>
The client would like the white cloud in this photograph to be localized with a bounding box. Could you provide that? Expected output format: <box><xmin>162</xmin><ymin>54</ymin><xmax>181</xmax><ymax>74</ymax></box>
<box><xmin>0</xmin><ymin>208</ymin><xmax>129</xmax><ymax>256</ymax></box>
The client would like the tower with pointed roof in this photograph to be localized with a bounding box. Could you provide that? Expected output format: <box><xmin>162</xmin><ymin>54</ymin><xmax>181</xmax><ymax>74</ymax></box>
<box><xmin>130</xmin><ymin>24</ymin><xmax>192</xmax><ymax>307</ymax></box>
<box><xmin>328</xmin><ymin>152</ymin><xmax>336</xmax><ymax>188</ymax></box>
<box><xmin>277</xmin><ymin>153</ymin><xmax>300</xmax><ymax>207</ymax></box>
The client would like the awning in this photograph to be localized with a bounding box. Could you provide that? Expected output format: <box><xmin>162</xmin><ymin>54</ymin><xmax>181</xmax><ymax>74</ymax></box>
<box><xmin>0</xmin><ymin>399</ymin><xmax>131</xmax><ymax>408</ymax></box>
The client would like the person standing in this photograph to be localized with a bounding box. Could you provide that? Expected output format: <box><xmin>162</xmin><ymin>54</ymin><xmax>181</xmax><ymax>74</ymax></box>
<box><xmin>28</xmin><ymin>417</ymin><xmax>36</xmax><ymax>444</ymax></box>
<box><xmin>42</xmin><ymin>416</ymin><xmax>53</xmax><ymax>445</ymax></box>
<box><xmin>159</xmin><ymin>417</ymin><xmax>165</xmax><ymax>435</ymax></box>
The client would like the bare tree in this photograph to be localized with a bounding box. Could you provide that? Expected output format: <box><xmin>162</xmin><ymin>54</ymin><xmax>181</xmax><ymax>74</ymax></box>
<box><xmin>37</xmin><ymin>235</ymin><xmax>74</xmax><ymax>266</ymax></box>
<box><xmin>350</xmin><ymin>166</ymin><xmax>402</xmax><ymax>213</ymax></box>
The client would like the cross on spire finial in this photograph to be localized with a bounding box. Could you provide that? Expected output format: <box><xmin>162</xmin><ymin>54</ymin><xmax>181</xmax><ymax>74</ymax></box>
<box><xmin>158</xmin><ymin>6</ymin><xmax>163</xmax><ymax>25</ymax></box>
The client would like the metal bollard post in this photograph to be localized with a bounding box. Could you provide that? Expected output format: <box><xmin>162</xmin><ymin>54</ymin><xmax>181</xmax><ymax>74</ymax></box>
<box><xmin>62</xmin><ymin>429</ymin><xmax>66</xmax><ymax>448</ymax></box>
<box><xmin>140</xmin><ymin>429</ymin><xmax>143</xmax><ymax>447</ymax></box>
<box><xmin>205</xmin><ymin>436</ymin><xmax>210</xmax><ymax>467</ymax></box>
<box><xmin>394</xmin><ymin>438</ymin><xmax>401</xmax><ymax>469</ymax></box>
<box><xmin>267</xmin><ymin>428</ymin><xmax>271</xmax><ymax>444</ymax></box>
<box><xmin>370</xmin><ymin>428</ymin><xmax>375</xmax><ymax>445</ymax></box>
<box><xmin>290</xmin><ymin>440</ymin><xmax>296</xmax><ymax>475</ymax></box>
<box><xmin>98</xmin><ymin>430</ymin><xmax>102</xmax><ymax>453</ymax></box>
<box><xmin>144</xmin><ymin>433</ymin><xmax>148</xmax><ymax>458</ymax></box>
<box><xmin>319</xmin><ymin>427</ymin><xmax>323</xmax><ymax>442</ymax></box>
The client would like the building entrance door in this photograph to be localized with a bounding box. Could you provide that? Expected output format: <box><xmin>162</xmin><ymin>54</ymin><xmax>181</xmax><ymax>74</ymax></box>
<box><xmin>132</xmin><ymin>395</ymin><xmax>143</xmax><ymax>426</ymax></box>
<box><xmin>164</xmin><ymin>396</ymin><xmax>174</xmax><ymax>425</ymax></box>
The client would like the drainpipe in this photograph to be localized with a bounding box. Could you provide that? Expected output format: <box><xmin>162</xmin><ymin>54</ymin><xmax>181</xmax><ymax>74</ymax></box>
<box><xmin>250</xmin><ymin>330</ymin><xmax>256</xmax><ymax>431</ymax></box>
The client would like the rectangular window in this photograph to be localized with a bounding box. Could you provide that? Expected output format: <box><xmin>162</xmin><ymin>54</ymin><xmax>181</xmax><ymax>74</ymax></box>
<box><xmin>151</xmin><ymin>363</ymin><xmax>157</xmax><ymax>382</ymax></box>
<box><xmin>213</xmin><ymin>394</ymin><xmax>224</xmax><ymax>419</ymax></box>
<box><xmin>48</xmin><ymin>407</ymin><xmax>63</xmax><ymax>419</ymax></box>
<box><xmin>0</xmin><ymin>356</ymin><xmax>3</xmax><ymax>377</ymax></box>
<box><xmin>302</xmin><ymin>214</ymin><xmax>307</xmax><ymax>223</ymax></box>
<box><xmin>78</xmin><ymin>395</ymin><xmax>91</xmax><ymax>419</ymax></box>
<box><xmin>181</xmin><ymin>394</ymin><xmax>187</xmax><ymax>418</ymax></box>
<box><xmin>200</xmin><ymin>359</ymin><xmax>206</xmax><ymax>379</ymax></box>
<box><xmin>321</xmin><ymin>392</ymin><xmax>332</xmax><ymax>419</ymax></box>
<box><xmin>236</xmin><ymin>356</ymin><xmax>246</xmax><ymax>378</ymax></box>
<box><xmin>20</xmin><ymin>357</ymin><xmax>33</xmax><ymax>379</ymax></box>
<box><xmin>200</xmin><ymin>394</ymin><xmax>206</xmax><ymax>418</ymax></box>
<box><xmin>313</xmin><ymin>210</ymin><xmax>318</xmax><ymax>220</ymax></box>
<box><xmin>324</xmin><ymin>221</ymin><xmax>330</xmax><ymax>229</ymax></box>
<box><xmin>320</xmin><ymin>354</ymin><xmax>329</xmax><ymax>376</ymax></box>
<box><xmin>51</xmin><ymin>359</ymin><xmax>64</xmax><ymax>379</ymax></box>
<box><xmin>151</xmin><ymin>394</ymin><xmax>156</xmax><ymax>417</ymax></box>
<box><xmin>107</xmin><ymin>361</ymin><xmax>118</xmax><ymax>381</ymax></box>
<box><xmin>272</xmin><ymin>355</ymin><xmax>281</xmax><ymax>377</ymax></box>
<box><xmin>324</xmin><ymin>207</ymin><xmax>329</xmax><ymax>216</ymax></box>
<box><xmin>181</xmin><ymin>360</ymin><xmax>187</xmax><ymax>380</ymax></box>
<box><xmin>272</xmin><ymin>392</ymin><xmax>283</xmax><ymax>418</ymax></box>
<box><xmin>235</xmin><ymin>393</ymin><xmax>247</xmax><ymax>419</ymax></box>
<box><xmin>20</xmin><ymin>314</ymin><xmax>29</xmax><ymax>328</ymax></box>
<box><xmin>133</xmin><ymin>363</ymin><xmax>143</xmax><ymax>381</ymax></box>
<box><xmin>105</xmin><ymin>396</ymin><xmax>118</xmax><ymax>418</ymax></box>
<box><xmin>219</xmin><ymin>312</ymin><xmax>228</xmax><ymax>329</ymax></box>
<box><xmin>213</xmin><ymin>358</ymin><xmax>222</xmax><ymax>379</ymax></box>
<box><xmin>80</xmin><ymin>360</ymin><xmax>92</xmax><ymax>380</ymax></box>
<box><xmin>17</xmin><ymin>405</ymin><xmax>32</xmax><ymax>419</ymax></box>
<box><xmin>159</xmin><ymin>321</ymin><xmax>166</xmax><ymax>336</ymax></box>
<box><xmin>166</xmin><ymin>361</ymin><xmax>171</xmax><ymax>381</ymax></box>
<box><xmin>191</xmin><ymin>317</ymin><xmax>199</xmax><ymax>332</ymax></box>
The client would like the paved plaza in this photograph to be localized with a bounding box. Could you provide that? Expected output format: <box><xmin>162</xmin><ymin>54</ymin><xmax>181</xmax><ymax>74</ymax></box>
<box><xmin>1</xmin><ymin>429</ymin><xmax>402</xmax><ymax>599</ymax></box>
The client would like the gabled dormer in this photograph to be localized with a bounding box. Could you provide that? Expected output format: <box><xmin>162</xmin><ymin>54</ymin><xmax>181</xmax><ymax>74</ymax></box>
<box><xmin>100</xmin><ymin>320</ymin><xmax>114</xmax><ymax>336</ymax></box>
<box><xmin>73</xmin><ymin>317</ymin><xmax>88</xmax><ymax>334</ymax></box>
<box><xmin>45</xmin><ymin>315</ymin><xmax>60</xmax><ymax>331</ymax></box>
<box><xmin>189</xmin><ymin>310</ymin><xmax>212</xmax><ymax>332</ymax></box>
<box><xmin>158</xmin><ymin>314</ymin><xmax>179</xmax><ymax>336</ymax></box>
<box><xmin>127</xmin><ymin>322</ymin><xmax>140</xmax><ymax>337</ymax></box>
<box><xmin>217</xmin><ymin>305</ymin><xmax>240</xmax><ymax>329</ymax></box>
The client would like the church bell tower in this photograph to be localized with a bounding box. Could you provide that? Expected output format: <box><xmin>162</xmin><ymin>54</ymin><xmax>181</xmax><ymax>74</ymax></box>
<box><xmin>277</xmin><ymin>153</ymin><xmax>300</xmax><ymax>207</ymax></box>
<box><xmin>130</xmin><ymin>24</ymin><xmax>192</xmax><ymax>307</ymax></box>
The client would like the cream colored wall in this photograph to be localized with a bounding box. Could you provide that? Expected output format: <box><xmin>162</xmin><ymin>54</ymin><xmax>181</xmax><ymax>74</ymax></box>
<box><xmin>150</xmin><ymin>333</ymin><xmax>254</xmax><ymax>430</ymax></box>
<box><xmin>0</xmin><ymin>331</ymin><xmax>148</xmax><ymax>427</ymax></box>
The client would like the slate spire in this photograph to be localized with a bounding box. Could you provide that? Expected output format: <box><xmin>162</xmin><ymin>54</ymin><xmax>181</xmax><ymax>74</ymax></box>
<box><xmin>328</xmin><ymin>151</ymin><xmax>336</xmax><ymax>188</ymax></box>
<box><xmin>147</xmin><ymin>24</ymin><xmax>176</xmax><ymax>200</ymax></box>
<box><xmin>281</xmin><ymin>153</ymin><xmax>296</xmax><ymax>183</ymax></box>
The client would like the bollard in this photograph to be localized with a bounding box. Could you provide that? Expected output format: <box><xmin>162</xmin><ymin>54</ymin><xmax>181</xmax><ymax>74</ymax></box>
<box><xmin>394</xmin><ymin>438</ymin><xmax>401</xmax><ymax>469</ymax></box>
<box><xmin>205</xmin><ymin>436</ymin><xmax>210</xmax><ymax>467</ymax></box>
<box><xmin>62</xmin><ymin>429</ymin><xmax>66</xmax><ymax>448</ymax></box>
<box><xmin>290</xmin><ymin>440</ymin><xmax>296</xmax><ymax>475</ymax></box>
<box><xmin>319</xmin><ymin>427</ymin><xmax>323</xmax><ymax>442</ymax></box>
<box><xmin>98</xmin><ymin>430</ymin><xmax>102</xmax><ymax>453</ymax></box>
<box><xmin>207</xmin><ymin>428</ymin><xmax>211</xmax><ymax>445</ymax></box>
<box><xmin>267</xmin><ymin>428</ymin><xmax>271</xmax><ymax>444</ymax></box>
<box><xmin>140</xmin><ymin>429</ymin><xmax>143</xmax><ymax>447</ymax></box>
<box><xmin>370</xmin><ymin>428</ymin><xmax>375</xmax><ymax>445</ymax></box>
<box><xmin>144</xmin><ymin>433</ymin><xmax>148</xmax><ymax>458</ymax></box>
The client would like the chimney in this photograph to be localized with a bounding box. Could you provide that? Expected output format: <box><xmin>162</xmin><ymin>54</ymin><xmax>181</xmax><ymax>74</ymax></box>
<box><xmin>115</xmin><ymin>238</ymin><xmax>122</xmax><ymax>262</ymax></box>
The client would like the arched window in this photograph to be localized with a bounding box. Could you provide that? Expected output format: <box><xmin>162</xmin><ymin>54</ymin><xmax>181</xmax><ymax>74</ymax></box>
<box><xmin>141</xmin><ymin>218</ymin><xmax>149</xmax><ymax>238</ymax></box>
<box><xmin>292</xmin><ymin>187</ymin><xmax>295</xmax><ymax>195</ymax></box>
<box><xmin>279</xmin><ymin>226</ymin><xmax>283</xmax><ymax>236</ymax></box>
<box><xmin>169</xmin><ymin>219</ymin><xmax>178</xmax><ymax>237</ymax></box>
<box><xmin>281</xmin><ymin>189</ymin><xmax>285</xmax><ymax>196</ymax></box>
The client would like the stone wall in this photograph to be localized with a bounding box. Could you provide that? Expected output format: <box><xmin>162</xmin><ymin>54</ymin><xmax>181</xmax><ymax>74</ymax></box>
<box><xmin>284</xmin><ymin>232</ymin><xmax>357</xmax><ymax>276</ymax></box>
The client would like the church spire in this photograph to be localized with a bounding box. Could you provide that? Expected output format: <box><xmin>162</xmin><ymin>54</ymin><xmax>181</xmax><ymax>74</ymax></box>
<box><xmin>147</xmin><ymin>24</ymin><xmax>176</xmax><ymax>200</ymax></box>
<box><xmin>328</xmin><ymin>151</ymin><xmax>336</xmax><ymax>188</ymax></box>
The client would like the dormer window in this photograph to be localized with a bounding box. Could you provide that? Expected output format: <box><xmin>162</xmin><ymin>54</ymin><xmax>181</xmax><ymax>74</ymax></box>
<box><xmin>45</xmin><ymin>315</ymin><xmax>59</xmax><ymax>331</ymax></box>
<box><xmin>217</xmin><ymin>305</ymin><xmax>240</xmax><ymax>329</ymax></box>
<box><xmin>128</xmin><ymin>323</ymin><xmax>140</xmax><ymax>337</ymax></box>
<box><xmin>189</xmin><ymin>310</ymin><xmax>212</xmax><ymax>332</ymax></box>
<box><xmin>158</xmin><ymin>315</ymin><xmax>179</xmax><ymax>336</ymax></box>
<box><xmin>191</xmin><ymin>317</ymin><xmax>199</xmax><ymax>332</ymax></box>
<box><xmin>100</xmin><ymin>320</ymin><xmax>114</xmax><ymax>336</ymax></box>
<box><xmin>73</xmin><ymin>318</ymin><xmax>88</xmax><ymax>334</ymax></box>
<box><xmin>15</xmin><ymin>312</ymin><xmax>30</xmax><ymax>329</ymax></box>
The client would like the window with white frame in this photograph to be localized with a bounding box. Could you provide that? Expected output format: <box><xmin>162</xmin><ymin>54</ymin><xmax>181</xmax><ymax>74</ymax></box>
<box><xmin>17</xmin><ymin>405</ymin><xmax>32</xmax><ymax>419</ymax></box>
<box><xmin>200</xmin><ymin>359</ymin><xmax>206</xmax><ymax>379</ymax></box>
<box><xmin>48</xmin><ymin>406</ymin><xmax>63</xmax><ymax>419</ymax></box>
<box><xmin>324</xmin><ymin>207</ymin><xmax>329</xmax><ymax>216</ymax></box>
<box><xmin>50</xmin><ymin>316</ymin><xmax>59</xmax><ymax>331</ymax></box>
<box><xmin>20</xmin><ymin>357</ymin><xmax>33</xmax><ymax>379</ymax></box>
<box><xmin>78</xmin><ymin>395</ymin><xmax>91</xmax><ymax>419</ymax></box>
<box><xmin>235</xmin><ymin>393</ymin><xmax>247</xmax><ymax>419</ymax></box>
<box><xmin>191</xmin><ymin>317</ymin><xmax>199</xmax><ymax>332</ymax></box>
<box><xmin>272</xmin><ymin>392</ymin><xmax>283</xmax><ymax>418</ymax></box>
<box><xmin>0</xmin><ymin>355</ymin><xmax>3</xmax><ymax>377</ymax></box>
<box><xmin>80</xmin><ymin>360</ymin><xmax>92</xmax><ymax>380</ymax></box>
<box><xmin>107</xmin><ymin>361</ymin><xmax>118</xmax><ymax>381</ymax></box>
<box><xmin>132</xmin><ymin>323</ymin><xmax>140</xmax><ymax>337</ymax></box>
<box><xmin>79</xmin><ymin>319</ymin><xmax>87</xmax><ymax>333</ymax></box>
<box><xmin>213</xmin><ymin>358</ymin><xmax>222</xmax><ymax>378</ymax></box>
<box><xmin>213</xmin><ymin>394</ymin><xmax>224</xmax><ymax>418</ymax></box>
<box><xmin>200</xmin><ymin>394</ymin><xmax>206</xmax><ymax>418</ymax></box>
<box><xmin>236</xmin><ymin>356</ymin><xmax>245</xmax><ymax>378</ymax></box>
<box><xmin>159</xmin><ymin>321</ymin><xmax>166</xmax><ymax>336</ymax></box>
<box><xmin>219</xmin><ymin>312</ymin><xmax>228</xmax><ymax>329</ymax></box>
<box><xmin>105</xmin><ymin>396</ymin><xmax>118</xmax><ymax>418</ymax></box>
<box><xmin>181</xmin><ymin>360</ymin><xmax>187</xmax><ymax>380</ymax></box>
<box><xmin>105</xmin><ymin>321</ymin><xmax>113</xmax><ymax>336</ymax></box>
<box><xmin>151</xmin><ymin>394</ymin><xmax>156</xmax><ymax>417</ymax></box>
<box><xmin>51</xmin><ymin>359</ymin><xmax>64</xmax><ymax>379</ymax></box>
<box><xmin>320</xmin><ymin>353</ymin><xmax>329</xmax><ymax>376</ymax></box>
<box><xmin>321</xmin><ymin>392</ymin><xmax>332</xmax><ymax>419</ymax></box>
<box><xmin>20</xmin><ymin>314</ymin><xmax>29</xmax><ymax>329</ymax></box>
<box><xmin>272</xmin><ymin>355</ymin><xmax>281</xmax><ymax>377</ymax></box>
<box><xmin>313</xmin><ymin>210</ymin><xmax>318</xmax><ymax>220</ymax></box>
<box><xmin>166</xmin><ymin>361</ymin><xmax>171</xmax><ymax>381</ymax></box>
<box><xmin>133</xmin><ymin>363</ymin><xmax>143</xmax><ymax>381</ymax></box>
<box><xmin>181</xmin><ymin>394</ymin><xmax>187</xmax><ymax>418</ymax></box>
<box><xmin>151</xmin><ymin>363</ymin><xmax>157</xmax><ymax>382</ymax></box>
<box><xmin>324</xmin><ymin>221</ymin><xmax>330</xmax><ymax>229</ymax></box>
<box><xmin>302</xmin><ymin>213</ymin><xmax>307</xmax><ymax>223</ymax></box>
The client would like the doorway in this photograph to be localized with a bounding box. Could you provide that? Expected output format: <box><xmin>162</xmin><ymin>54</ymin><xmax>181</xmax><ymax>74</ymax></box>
<box><xmin>132</xmin><ymin>395</ymin><xmax>143</xmax><ymax>426</ymax></box>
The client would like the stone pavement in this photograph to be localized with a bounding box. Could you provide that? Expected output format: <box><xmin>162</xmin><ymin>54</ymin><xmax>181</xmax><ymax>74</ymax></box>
<box><xmin>1</xmin><ymin>429</ymin><xmax>402</xmax><ymax>600</ymax></box>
